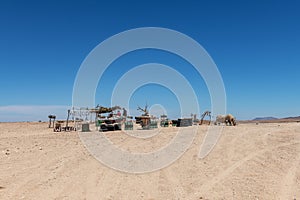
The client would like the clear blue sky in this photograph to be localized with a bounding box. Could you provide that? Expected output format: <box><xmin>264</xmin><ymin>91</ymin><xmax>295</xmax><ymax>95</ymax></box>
<box><xmin>0</xmin><ymin>0</ymin><xmax>299</xmax><ymax>121</ymax></box>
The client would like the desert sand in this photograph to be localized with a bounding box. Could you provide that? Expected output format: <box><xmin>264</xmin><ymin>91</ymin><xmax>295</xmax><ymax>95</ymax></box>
<box><xmin>0</xmin><ymin>122</ymin><xmax>300</xmax><ymax>199</ymax></box>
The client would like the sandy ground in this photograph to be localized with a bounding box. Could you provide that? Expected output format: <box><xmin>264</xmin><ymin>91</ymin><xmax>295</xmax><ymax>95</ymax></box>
<box><xmin>0</xmin><ymin>122</ymin><xmax>300</xmax><ymax>200</ymax></box>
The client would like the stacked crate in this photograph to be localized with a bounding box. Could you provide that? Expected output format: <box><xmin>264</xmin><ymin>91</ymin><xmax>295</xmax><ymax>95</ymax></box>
<box><xmin>150</xmin><ymin>121</ymin><xmax>158</xmax><ymax>129</ymax></box>
<box><xmin>82</xmin><ymin>123</ymin><xmax>90</xmax><ymax>132</ymax></box>
<box><xmin>124</xmin><ymin>121</ymin><xmax>133</xmax><ymax>130</ymax></box>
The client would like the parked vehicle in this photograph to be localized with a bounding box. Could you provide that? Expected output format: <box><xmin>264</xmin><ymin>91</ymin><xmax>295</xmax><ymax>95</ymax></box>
<box><xmin>99</xmin><ymin>119</ymin><xmax>122</xmax><ymax>131</ymax></box>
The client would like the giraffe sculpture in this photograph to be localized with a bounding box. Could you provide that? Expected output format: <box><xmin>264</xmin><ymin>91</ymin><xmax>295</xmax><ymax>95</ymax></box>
<box><xmin>199</xmin><ymin>111</ymin><xmax>211</xmax><ymax>125</ymax></box>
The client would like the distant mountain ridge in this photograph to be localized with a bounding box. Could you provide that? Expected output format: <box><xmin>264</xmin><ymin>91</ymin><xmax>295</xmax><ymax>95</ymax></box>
<box><xmin>251</xmin><ymin>116</ymin><xmax>300</xmax><ymax>122</ymax></box>
<box><xmin>252</xmin><ymin>117</ymin><xmax>278</xmax><ymax>121</ymax></box>
<box><xmin>282</xmin><ymin>116</ymin><xmax>300</xmax><ymax>120</ymax></box>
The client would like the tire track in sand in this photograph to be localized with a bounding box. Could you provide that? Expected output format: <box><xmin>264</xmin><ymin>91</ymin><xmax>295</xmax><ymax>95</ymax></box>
<box><xmin>196</xmin><ymin>142</ymin><xmax>300</xmax><ymax>196</ymax></box>
<box><xmin>278</xmin><ymin>143</ymin><xmax>300</xmax><ymax>200</ymax></box>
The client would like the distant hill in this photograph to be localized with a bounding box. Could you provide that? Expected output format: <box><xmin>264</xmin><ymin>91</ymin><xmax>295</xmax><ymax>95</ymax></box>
<box><xmin>282</xmin><ymin>116</ymin><xmax>300</xmax><ymax>120</ymax></box>
<box><xmin>245</xmin><ymin>116</ymin><xmax>300</xmax><ymax>123</ymax></box>
<box><xmin>253</xmin><ymin>117</ymin><xmax>278</xmax><ymax>121</ymax></box>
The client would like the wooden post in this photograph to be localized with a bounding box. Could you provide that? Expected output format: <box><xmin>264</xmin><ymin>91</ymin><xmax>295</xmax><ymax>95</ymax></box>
<box><xmin>49</xmin><ymin>117</ymin><xmax>52</xmax><ymax>128</ymax></box>
<box><xmin>66</xmin><ymin>110</ymin><xmax>70</xmax><ymax>131</ymax></box>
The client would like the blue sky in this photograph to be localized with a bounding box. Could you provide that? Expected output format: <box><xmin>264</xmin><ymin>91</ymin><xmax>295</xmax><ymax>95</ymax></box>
<box><xmin>0</xmin><ymin>0</ymin><xmax>299</xmax><ymax>121</ymax></box>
